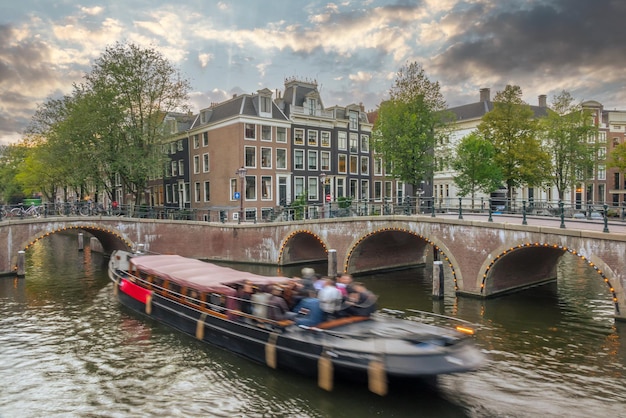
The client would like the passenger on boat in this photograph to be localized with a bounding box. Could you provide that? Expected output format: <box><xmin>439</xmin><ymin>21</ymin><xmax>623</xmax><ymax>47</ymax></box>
<box><xmin>338</xmin><ymin>282</ymin><xmax>378</xmax><ymax>317</ymax></box>
<box><xmin>336</xmin><ymin>274</ymin><xmax>353</xmax><ymax>297</ymax></box>
<box><xmin>251</xmin><ymin>285</ymin><xmax>271</xmax><ymax>319</ymax></box>
<box><xmin>313</xmin><ymin>274</ymin><xmax>326</xmax><ymax>291</ymax></box>
<box><xmin>300</xmin><ymin>268</ymin><xmax>316</xmax><ymax>295</ymax></box>
<box><xmin>317</xmin><ymin>278</ymin><xmax>343</xmax><ymax>320</ymax></box>
<box><xmin>238</xmin><ymin>280</ymin><xmax>255</xmax><ymax>314</ymax></box>
<box><xmin>292</xmin><ymin>290</ymin><xmax>324</xmax><ymax>327</ymax></box>
<box><xmin>282</xmin><ymin>278</ymin><xmax>302</xmax><ymax>310</ymax></box>
<box><xmin>267</xmin><ymin>285</ymin><xmax>294</xmax><ymax>321</ymax></box>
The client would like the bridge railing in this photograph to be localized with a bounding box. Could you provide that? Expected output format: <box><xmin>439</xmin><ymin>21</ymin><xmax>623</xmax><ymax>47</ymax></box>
<box><xmin>2</xmin><ymin>197</ymin><xmax>624</xmax><ymax>228</ymax></box>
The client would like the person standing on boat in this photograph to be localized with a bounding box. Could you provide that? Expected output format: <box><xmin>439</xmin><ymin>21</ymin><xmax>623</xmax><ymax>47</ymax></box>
<box><xmin>251</xmin><ymin>284</ymin><xmax>271</xmax><ymax>319</ymax></box>
<box><xmin>338</xmin><ymin>282</ymin><xmax>378</xmax><ymax>317</ymax></box>
<box><xmin>292</xmin><ymin>290</ymin><xmax>324</xmax><ymax>327</ymax></box>
<box><xmin>267</xmin><ymin>285</ymin><xmax>293</xmax><ymax>321</ymax></box>
<box><xmin>317</xmin><ymin>278</ymin><xmax>342</xmax><ymax>320</ymax></box>
<box><xmin>300</xmin><ymin>267</ymin><xmax>316</xmax><ymax>295</ymax></box>
<box><xmin>238</xmin><ymin>280</ymin><xmax>255</xmax><ymax>314</ymax></box>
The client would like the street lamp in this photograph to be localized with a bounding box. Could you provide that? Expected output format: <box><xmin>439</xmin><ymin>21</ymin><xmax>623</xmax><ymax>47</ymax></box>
<box><xmin>236</xmin><ymin>166</ymin><xmax>247</xmax><ymax>223</ymax></box>
<box><xmin>319</xmin><ymin>173</ymin><xmax>326</xmax><ymax>219</ymax></box>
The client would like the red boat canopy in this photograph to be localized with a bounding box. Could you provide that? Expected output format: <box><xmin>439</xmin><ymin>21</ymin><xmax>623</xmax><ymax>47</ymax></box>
<box><xmin>129</xmin><ymin>255</ymin><xmax>289</xmax><ymax>296</ymax></box>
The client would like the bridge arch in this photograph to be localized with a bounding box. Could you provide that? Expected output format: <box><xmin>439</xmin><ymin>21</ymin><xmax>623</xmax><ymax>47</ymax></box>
<box><xmin>278</xmin><ymin>229</ymin><xmax>328</xmax><ymax>266</ymax></box>
<box><xmin>480</xmin><ymin>241</ymin><xmax>621</xmax><ymax>316</ymax></box>
<box><xmin>10</xmin><ymin>224</ymin><xmax>133</xmax><ymax>270</ymax></box>
<box><xmin>344</xmin><ymin>227</ymin><xmax>460</xmax><ymax>289</ymax></box>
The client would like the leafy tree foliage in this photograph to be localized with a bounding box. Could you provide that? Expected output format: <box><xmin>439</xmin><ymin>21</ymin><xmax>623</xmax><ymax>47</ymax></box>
<box><xmin>609</xmin><ymin>142</ymin><xmax>626</xmax><ymax>177</ymax></box>
<box><xmin>540</xmin><ymin>91</ymin><xmax>598</xmax><ymax>200</ymax></box>
<box><xmin>452</xmin><ymin>132</ymin><xmax>502</xmax><ymax>207</ymax></box>
<box><xmin>19</xmin><ymin>42</ymin><xmax>190</xmax><ymax>205</ymax></box>
<box><xmin>0</xmin><ymin>144</ymin><xmax>27</xmax><ymax>204</ymax></box>
<box><xmin>477</xmin><ymin>85</ymin><xmax>551</xmax><ymax>202</ymax></box>
<box><xmin>373</xmin><ymin>62</ymin><xmax>449</xmax><ymax>192</ymax></box>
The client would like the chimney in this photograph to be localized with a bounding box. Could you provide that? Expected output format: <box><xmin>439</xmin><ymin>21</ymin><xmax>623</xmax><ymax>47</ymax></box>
<box><xmin>480</xmin><ymin>88</ymin><xmax>490</xmax><ymax>102</ymax></box>
<box><xmin>538</xmin><ymin>95</ymin><xmax>547</xmax><ymax>108</ymax></box>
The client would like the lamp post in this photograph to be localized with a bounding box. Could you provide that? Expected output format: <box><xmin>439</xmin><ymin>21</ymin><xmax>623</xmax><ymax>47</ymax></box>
<box><xmin>319</xmin><ymin>173</ymin><xmax>326</xmax><ymax>219</ymax></box>
<box><xmin>236</xmin><ymin>166</ymin><xmax>247</xmax><ymax>224</ymax></box>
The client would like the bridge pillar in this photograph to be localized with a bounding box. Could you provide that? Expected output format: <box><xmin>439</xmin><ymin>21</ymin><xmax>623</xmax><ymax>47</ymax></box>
<box><xmin>327</xmin><ymin>249</ymin><xmax>337</xmax><ymax>279</ymax></box>
<box><xmin>17</xmin><ymin>250</ymin><xmax>25</xmax><ymax>276</ymax></box>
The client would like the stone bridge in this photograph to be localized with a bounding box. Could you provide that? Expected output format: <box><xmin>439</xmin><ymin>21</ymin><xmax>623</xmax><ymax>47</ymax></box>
<box><xmin>1</xmin><ymin>214</ymin><xmax>625</xmax><ymax>320</ymax></box>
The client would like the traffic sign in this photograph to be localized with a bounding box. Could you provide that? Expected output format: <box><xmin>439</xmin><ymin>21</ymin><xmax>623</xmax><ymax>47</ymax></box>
<box><xmin>326</xmin><ymin>194</ymin><xmax>331</xmax><ymax>202</ymax></box>
<box><xmin>234</xmin><ymin>192</ymin><xmax>240</xmax><ymax>199</ymax></box>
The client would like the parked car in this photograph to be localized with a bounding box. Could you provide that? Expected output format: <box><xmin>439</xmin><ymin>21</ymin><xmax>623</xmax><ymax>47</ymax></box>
<box><xmin>572</xmin><ymin>212</ymin><xmax>586</xmax><ymax>220</ymax></box>
<box><xmin>590</xmin><ymin>211</ymin><xmax>604</xmax><ymax>220</ymax></box>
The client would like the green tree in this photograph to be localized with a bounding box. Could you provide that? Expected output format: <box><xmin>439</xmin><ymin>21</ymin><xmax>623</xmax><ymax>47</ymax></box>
<box><xmin>452</xmin><ymin>132</ymin><xmax>502</xmax><ymax>208</ymax></box>
<box><xmin>608</xmin><ymin>142</ymin><xmax>626</xmax><ymax>179</ymax></box>
<box><xmin>540</xmin><ymin>91</ymin><xmax>598</xmax><ymax>201</ymax></box>
<box><xmin>372</xmin><ymin>62</ymin><xmax>449</xmax><ymax>192</ymax></box>
<box><xmin>83</xmin><ymin>42</ymin><xmax>191</xmax><ymax>204</ymax></box>
<box><xmin>0</xmin><ymin>144</ymin><xmax>27</xmax><ymax>204</ymax></box>
<box><xmin>477</xmin><ymin>85</ymin><xmax>551</xmax><ymax>204</ymax></box>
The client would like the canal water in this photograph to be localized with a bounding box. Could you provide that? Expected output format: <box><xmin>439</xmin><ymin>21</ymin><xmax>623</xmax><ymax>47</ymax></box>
<box><xmin>1</xmin><ymin>233</ymin><xmax>624</xmax><ymax>417</ymax></box>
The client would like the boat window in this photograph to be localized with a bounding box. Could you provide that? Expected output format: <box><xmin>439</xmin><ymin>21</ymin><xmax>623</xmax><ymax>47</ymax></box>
<box><xmin>169</xmin><ymin>282</ymin><xmax>182</xmax><ymax>296</ymax></box>
<box><xmin>185</xmin><ymin>288</ymin><xmax>201</xmax><ymax>305</ymax></box>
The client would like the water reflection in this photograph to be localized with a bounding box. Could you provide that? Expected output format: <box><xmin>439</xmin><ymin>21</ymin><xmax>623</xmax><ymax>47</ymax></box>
<box><xmin>0</xmin><ymin>234</ymin><xmax>624</xmax><ymax>417</ymax></box>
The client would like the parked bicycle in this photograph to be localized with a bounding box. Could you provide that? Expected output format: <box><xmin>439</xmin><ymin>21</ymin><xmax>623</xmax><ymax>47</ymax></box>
<box><xmin>9</xmin><ymin>204</ymin><xmax>41</xmax><ymax>218</ymax></box>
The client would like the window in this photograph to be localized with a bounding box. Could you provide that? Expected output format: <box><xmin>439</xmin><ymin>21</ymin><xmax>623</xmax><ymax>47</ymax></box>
<box><xmin>261</xmin><ymin>147</ymin><xmax>272</xmax><ymax>168</ymax></box>
<box><xmin>277</xmin><ymin>127</ymin><xmax>287</xmax><ymax>143</ymax></box>
<box><xmin>276</xmin><ymin>148</ymin><xmax>287</xmax><ymax>169</ymax></box>
<box><xmin>321</xmin><ymin>131</ymin><xmax>331</xmax><ymax>147</ymax></box>
<box><xmin>384</xmin><ymin>181</ymin><xmax>392</xmax><ymax>199</ymax></box>
<box><xmin>177</xmin><ymin>140</ymin><xmax>184</xmax><ymax>151</ymax></box>
<box><xmin>321</xmin><ymin>151</ymin><xmax>330</xmax><ymax>171</ymax></box>
<box><xmin>374</xmin><ymin>157</ymin><xmax>382</xmax><ymax>175</ymax></box>
<box><xmin>260</xmin><ymin>96</ymin><xmax>271</xmax><ymax>113</ymax></box>
<box><xmin>294</xmin><ymin>128</ymin><xmax>304</xmax><ymax>145</ymax></box>
<box><xmin>245</xmin><ymin>123</ymin><xmax>256</xmax><ymax>139</ymax></box>
<box><xmin>308</xmin><ymin>150</ymin><xmax>318</xmax><ymax>171</ymax></box>
<box><xmin>245</xmin><ymin>175</ymin><xmax>256</xmax><ymax>200</ymax></box>
<box><xmin>193</xmin><ymin>155</ymin><xmax>200</xmax><ymax>174</ymax></box>
<box><xmin>203</xmin><ymin>153</ymin><xmax>210</xmax><ymax>172</ymax></box>
<box><xmin>338</xmin><ymin>154</ymin><xmax>347</xmax><ymax>173</ymax></box>
<box><xmin>308</xmin><ymin>98</ymin><xmax>317</xmax><ymax>115</ymax></box>
<box><xmin>598</xmin><ymin>164</ymin><xmax>606</xmax><ymax>180</ymax></box>
<box><xmin>193</xmin><ymin>135</ymin><xmax>199</xmax><ymax>149</ymax></box>
<box><xmin>261</xmin><ymin>125</ymin><xmax>271</xmax><ymax>141</ymax></box>
<box><xmin>598</xmin><ymin>147</ymin><xmax>606</xmax><ymax>160</ymax></box>
<box><xmin>194</xmin><ymin>182</ymin><xmax>201</xmax><ymax>202</ymax></box>
<box><xmin>294</xmin><ymin>176</ymin><xmax>305</xmax><ymax>198</ymax></box>
<box><xmin>336</xmin><ymin>178</ymin><xmax>345</xmax><ymax>198</ymax></box>
<box><xmin>374</xmin><ymin>181</ymin><xmax>382</xmax><ymax>201</ymax></box>
<box><xmin>308</xmin><ymin>177</ymin><xmax>318</xmax><ymax>200</ymax></box>
<box><xmin>360</xmin><ymin>156</ymin><xmax>369</xmax><ymax>175</ymax></box>
<box><xmin>349</xmin><ymin>155</ymin><xmax>358</xmax><ymax>174</ymax></box>
<box><xmin>308</xmin><ymin>130</ymin><xmax>318</xmax><ymax>146</ymax></box>
<box><xmin>204</xmin><ymin>181</ymin><xmax>210</xmax><ymax>202</ymax></box>
<box><xmin>230</xmin><ymin>178</ymin><xmax>237</xmax><ymax>201</ymax></box>
<box><xmin>171</xmin><ymin>160</ymin><xmax>178</xmax><ymax>176</ymax></box>
<box><xmin>245</xmin><ymin>146</ymin><xmax>256</xmax><ymax>168</ymax></box>
<box><xmin>178</xmin><ymin>160</ymin><xmax>184</xmax><ymax>176</ymax></box>
<box><xmin>338</xmin><ymin>131</ymin><xmax>347</xmax><ymax>150</ymax></box>
<box><xmin>360</xmin><ymin>135</ymin><xmax>369</xmax><ymax>152</ymax></box>
<box><xmin>294</xmin><ymin>149</ymin><xmax>304</xmax><ymax>170</ymax></box>
<box><xmin>261</xmin><ymin>176</ymin><xmax>272</xmax><ymax>200</ymax></box>
<box><xmin>349</xmin><ymin>110</ymin><xmax>358</xmax><ymax>130</ymax></box>
<box><xmin>349</xmin><ymin>179</ymin><xmax>357</xmax><ymax>199</ymax></box>
<box><xmin>349</xmin><ymin>133</ymin><xmax>358</xmax><ymax>153</ymax></box>
<box><xmin>170</xmin><ymin>142</ymin><xmax>176</xmax><ymax>154</ymax></box>
<box><xmin>203</xmin><ymin>132</ymin><xmax>208</xmax><ymax>146</ymax></box>
<box><xmin>360</xmin><ymin>180</ymin><xmax>369</xmax><ymax>200</ymax></box>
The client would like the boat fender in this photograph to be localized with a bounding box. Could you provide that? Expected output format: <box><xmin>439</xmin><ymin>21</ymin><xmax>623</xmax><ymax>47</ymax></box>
<box><xmin>196</xmin><ymin>313</ymin><xmax>207</xmax><ymax>340</ymax></box>
<box><xmin>368</xmin><ymin>360</ymin><xmax>388</xmax><ymax>396</ymax></box>
<box><xmin>318</xmin><ymin>351</ymin><xmax>334</xmax><ymax>392</ymax></box>
<box><xmin>145</xmin><ymin>294</ymin><xmax>152</xmax><ymax>315</ymax></box>
<box><xmin>265</xmin><ymin>333</ymin><xmax>279</xmax><ymax>369</ymax></box>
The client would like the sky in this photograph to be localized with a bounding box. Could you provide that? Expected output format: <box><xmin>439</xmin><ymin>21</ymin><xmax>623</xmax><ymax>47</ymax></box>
<box><xmin>2</xmin><ymin>0</ymin><xmax>626</xmax><ymax>145</ymax></box>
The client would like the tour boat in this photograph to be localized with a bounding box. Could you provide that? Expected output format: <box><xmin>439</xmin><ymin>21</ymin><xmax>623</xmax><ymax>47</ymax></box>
<box><xmin>108</xmin><ymin>250</ymin><xmax>485</xmax><ymax>395</ymax></box>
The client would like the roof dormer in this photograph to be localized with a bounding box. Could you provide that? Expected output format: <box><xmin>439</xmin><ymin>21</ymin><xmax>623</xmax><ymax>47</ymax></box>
<box><xmin>257</xmin><ymin>88</ymin><xmax>273</xmax><ymax>117</ymax></box>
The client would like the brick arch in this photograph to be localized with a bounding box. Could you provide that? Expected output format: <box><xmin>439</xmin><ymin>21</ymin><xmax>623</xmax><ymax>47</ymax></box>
<box><xmin>480</xmin><ymin>241</ymin><xmax>621</xmax><ymax>316</ymax></box>
<box><xmin>343</xmin><ymin>227</ymin><xmax>461</xmax><ymax>290</ymax></box>
<box><xmin>10</xmin><ymin>224</ymin><xmax>133</xmax><ymax>271</ymax></box>
<box><xmin>278</xmin><ymin>229</ymin><xmax>328</xmax><ymax>266</ymax></box>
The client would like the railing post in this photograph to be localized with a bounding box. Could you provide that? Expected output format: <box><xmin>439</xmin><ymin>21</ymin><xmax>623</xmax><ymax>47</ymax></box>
<box><xmin>431</xmin><ymin>198</ymin><xmax>436</xmax><ymax>218</ymax></box>
<box><xmin>559</xmin><ymin>200</ymin><xmax>565</xmax><ymax>229</ymax></box>
<box><xmin>603</xmin><ymin>204</ymin><xmax>609</xmax><ymax>233</ymax></box>
<box><xmin>458</xmin><ymin>197</ymin><xmax>463</xmax><ymax>220</ymax></box>
<box><xmin>488</xmin><ymin>199</ymin><xmax>493</xmax><ymax>222</ymax></box>
<box><xmin>522</xmin><ymin>200</ymin><xmax>527</xmax><ymax>225</ymax></box>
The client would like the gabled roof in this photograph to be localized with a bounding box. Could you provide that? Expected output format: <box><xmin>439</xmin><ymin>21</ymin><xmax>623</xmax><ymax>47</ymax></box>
<box><xmin>447</xmin><ymin>100</ymin><xmax>549</xmax><ymax>122</ymax></box>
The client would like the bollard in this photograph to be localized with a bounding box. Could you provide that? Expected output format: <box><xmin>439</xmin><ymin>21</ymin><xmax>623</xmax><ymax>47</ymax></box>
<box><xmin>327</xmin><ymin>249</ymin><xmax>337</xmax><ymax>279</ymax></box>
<box><xmin>432</xmin><ymin>260</ymin><xmax>444</xmax><ymax>300</ymax></box>
<box><xmin>17</xmin><ymin>250</ymin><xmax>26</xmax><ymax>276</ymax></box>
<box><xmin>78</xmin><ymin>233</ymin><xmax>84</xmax><ymax>251</ymax></box>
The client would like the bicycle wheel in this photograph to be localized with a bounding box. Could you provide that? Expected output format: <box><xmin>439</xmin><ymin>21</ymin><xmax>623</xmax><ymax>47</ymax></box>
<box><xmin>10</xmin><ymin>208</ymin><xmax>22</xmax><ymax>217</ymax></box>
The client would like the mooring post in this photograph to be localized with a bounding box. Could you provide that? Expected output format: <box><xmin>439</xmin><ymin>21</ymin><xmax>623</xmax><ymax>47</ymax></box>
<box><xmin>78</xmin><ymin>232</ymin><xmax>84</xmax><ymax>251</ymax></box>
<box><xmin>327</xmin><ymin>249</ymin><xmax>337</xmax><ymax>279</ymax></box>
<box><xmin>432</xmin><ymin>260</ymin><xmax>444</xmax><ymax>299</ymax></box>
<box><xmin>17</xmin><ymin>250</ymin><xmax>26</xmax><ymax>276</ymax></box>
